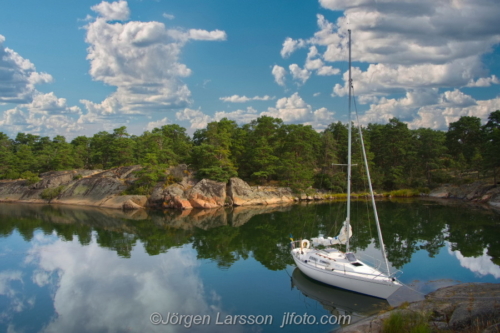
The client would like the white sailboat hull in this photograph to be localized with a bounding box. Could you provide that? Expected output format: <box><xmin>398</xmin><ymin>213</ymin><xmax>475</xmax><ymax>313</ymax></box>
<box><xmin>292</xmin><ymin>249</ymin><xmax>401</xmax><ymax>299</ymax></box>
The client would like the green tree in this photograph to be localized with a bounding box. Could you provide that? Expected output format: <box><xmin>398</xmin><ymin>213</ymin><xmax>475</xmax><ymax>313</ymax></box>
<box><xmin>276</xmin><ymin>124</ymin><xmax>321</xmax><ymax>191</ymax></box>
<box><xmin>71</xmin><ymin>136</ymin><xmax>92</xmax><ymax>169</ymax></box>
<box><xmin>109</xmin><ymin>127</ymin><xmax>136</xmax><ymax>167</ymax></box>
<box><xmin>446</xmin><ymin>116</ymin><xmax>484</xmax><ymax>171</ymax></box>
<box><xmin>190</xmin><ymin>119</ymin><xmax>238</xmax><ymax>182</ymax></box>
<box><xmin>0</xmin><ymin>133</ymin><xmax>15</xmax><ymax>179</ymax></box>
<box><xmin>414</xmin><ymin>128</ymin><xmax>447</xmax><ymax>186</ymax></box>
<box><xmin>482</xmin><ymin>110</ymin><xmax>500</xmax><ymax>184</ymax></box>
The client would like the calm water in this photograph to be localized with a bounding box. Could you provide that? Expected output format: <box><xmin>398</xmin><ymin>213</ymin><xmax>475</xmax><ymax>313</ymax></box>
<box><xmin>0</xmin><ymin>199</ymin><xmax>499</xmax><ymax>332</ymax></box>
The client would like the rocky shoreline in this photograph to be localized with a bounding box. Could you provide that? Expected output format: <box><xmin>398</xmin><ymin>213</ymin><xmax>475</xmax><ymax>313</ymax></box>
<box><xmin>1</xmin><ymin>165</ymin><xmax>499</xmax><ymax>211</ymax></box>
<box><xmin>339</xmin><ymin>283</ymin><xmax>500</xmax><ymax>332</ymax></box>
<box><xmin>429</xmin><ymin>182</ymin><xmax>500</xmax><ymax>209</ymax></box>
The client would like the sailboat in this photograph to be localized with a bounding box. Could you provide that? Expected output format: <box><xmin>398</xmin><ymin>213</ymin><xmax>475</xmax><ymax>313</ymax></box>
<box><xmin>291</xmin><ymin>268</ymin><xmax>390</xmax><ymax>323</ymax></box>
<box><xmin>290</xmin><ymin>30</ymin><xmax>402</xmax><ymax>299</ymax></box>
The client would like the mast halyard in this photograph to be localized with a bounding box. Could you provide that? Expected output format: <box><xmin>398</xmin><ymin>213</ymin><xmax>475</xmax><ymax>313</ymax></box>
<box><xmin>346</xmin><ymin>29</ymin><xmax>352</xmax><ymax>253</ymax></box>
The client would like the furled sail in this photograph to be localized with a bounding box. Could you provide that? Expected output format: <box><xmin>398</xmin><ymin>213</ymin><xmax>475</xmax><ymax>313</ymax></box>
<box><xmin>311</xmin><ymin>221</ymin><xmax>352</xmax><ymax>247</ymax></box>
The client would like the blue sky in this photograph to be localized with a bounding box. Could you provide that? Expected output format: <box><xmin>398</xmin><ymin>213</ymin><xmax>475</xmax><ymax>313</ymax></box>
<box><xmin>1</xmin><ymin>0</ymin><xmax>499</xmax><ymax>139</ymax></box>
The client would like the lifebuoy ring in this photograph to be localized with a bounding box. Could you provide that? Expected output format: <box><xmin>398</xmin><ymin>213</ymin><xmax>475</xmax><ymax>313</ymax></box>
<box><xmin>302</xmin><ymin>240</ymin><xmax>310</xmax><ymax>249</ymax></box>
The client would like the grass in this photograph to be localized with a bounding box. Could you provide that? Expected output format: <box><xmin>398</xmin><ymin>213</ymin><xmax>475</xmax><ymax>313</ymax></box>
<box><xmin>388</xmin><ymin>189</ymin><xmax>421</xmax><ymax>197</ymax></box>
<box><xmin>382</xmin><ymin>310</ymin><xmax>431</xmax><ymax>333</ymax></box>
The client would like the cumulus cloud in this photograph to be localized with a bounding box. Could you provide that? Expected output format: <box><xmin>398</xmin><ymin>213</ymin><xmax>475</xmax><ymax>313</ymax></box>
<box><xmin>214</xmin><ymin>106</ymin><xmax>259</xmax><ymax>124</ymax></box>
<box><xmin>145</xmin><ymin>117</ymin><xmax>169</xmax><ymax>131</ymax></box>
<box><xmin>289</xmin><ymin>64</ymin><xmax>311</xmax><ymax>85</ymax></box>
<box><xmin>176</xmin><ymin>108</ymin><xmax>211</xmax><ymax>129</ymax></box>
<box><xmin>178</xmin><ymin>93</ymin><xmax>336</xmax><ymax>132</ymax></box>
<box><xmin>271</xmin><ymin>65</ymin><xmax>286</xmax><ymax>87</ymax></box>
<box><xmin>219</xmin><ymin>95</ymin><xmax>274</xmax><ymax>103</ymax></box>
<box><xmin>82</xmin><ymin>1</ymin><xmax>226</xmax><ymax>117</ymax></box>
<box><xmin>280</xmin><ymin>37</ymin><xmax>306</xmax><ymax>58</ymax></box>
<box><xmin>0</xmin><ymin>35</ymin><xmax>53</xmax><ymax>104</ymax></box>
<box><xmin>0</xmin><ymin>92</ymin><xmax>82</xmax><ymax>138</ymax></box>
<box><xmin>276</xmin><ymin>0</ymin><xmax>500</xmax><ymax>127</ymax></box>
<box><xmin>333</xmin><ymin>56</ymin><xmax>485</xmax><ymax>97</ymax></box>
<box><xmin>261</xmin><ymin>93</ymin><xmax>335</xmax><ymax>129</ymax></box>
<box><xmin>91</xmin><ymin>0</ymin><xmax>130</xmax><ymax>21</ymax></box>
<box><xmin>466</xmin><ymin>75</ymin><xmax>500</xmax><ymax>87</ymax></box>
<box><xmin>359</xmin><ymin>88</ymin><xmax>500</xmax><ymax>129</ymax></box>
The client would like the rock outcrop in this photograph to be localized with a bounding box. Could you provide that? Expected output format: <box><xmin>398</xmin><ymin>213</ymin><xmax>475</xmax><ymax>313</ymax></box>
<box><xmin>340</xmin><ymin>283</ymin><xmax>500</xmax><ymax>333</ymax></box>
<box><xmin>187</xmin><ymin>179</ymin><xmax>227</xmax><ymax>209</ymax></box>
<box><xmin>0</xmin><ymin>165</ymin><xmax>373</xmax><ymax>211</ymax></box>
<box><xmin>0</xmin><ymin>166</ymin><xmax>147</xmax><ymax>210</ymax></box>
<box><xmin>227</xmin><ymin>177</ymin><xmax>295</xmax><ymax>206</ymax></box>
<box><xmin>429</xmin><ymin>181</ymin><xmax>500</xmax><ymax>209</ymax></box>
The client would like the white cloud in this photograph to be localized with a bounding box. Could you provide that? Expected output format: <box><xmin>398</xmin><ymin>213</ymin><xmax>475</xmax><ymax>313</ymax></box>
<box><xmin>82</xmin><ymin>1</ymin><xmax>226</xmax><ymax>117</ymax></box>
<box><xmin>219</xmin><ymin>95</ymin><xmax>274</xmax><ymax>103</ymax></box>
<box><xmin>30</xmin><ymin>92</ymin><xmax>81</xmax><ymax>115</ymax></box>
<box><xmin>176</xmin><ymin>93</ymin><xmax>336</xmax><ymax>132</ymax></box>
<box><xmin>359</xmin><ymin>88</ymin><xmax>500</xmax><ymax>130</ymax></box>
<box><xmin>145</xmin><ymin>117</ymin><xmax>169</xmax><ymax>131</ymax></box>
<box><xmin>0</xmin><ymin>92</ymin><xmax>82</xmax><ymax>138</ymax></box>
<box><xmin>271</xmin><ymin>65</ymin><xmax>286</xmax><ymax>87</ymax></box>
<box><xmin>188</xmin><ymin>29</ymin><xmax>226</xmax><ymax>41</ymax></box>
<box><xmin>214</xmin><ymin>106</ymin><xmax>259</xmax><ymax>124</ymax></box>
<box><xmin>333</xmin><ymin>57</ymin><xmax>484</xmax><ymax>97</ymax></box>
<box><xmin>0</xmin><ymin>35</ymin><xmax>53</xmax><ymax>104</ymax></box>
<box><xmin>162</xmin><ymin>13</ymin><xmax>175</xmax><ymax>20</ymax></box>
<box><xmin>262</xmin><ymin>93</ymin><xmax>311</xmax><ymax>122</ymax></box>
<box><xmin>176</xmin><ymin>108</ymin><xmax>211</xmax><ymax>129</ymax></box>
<box><xmin>280</xmin><ymin>37</ymin><xmax>306</xmax><ymax>58</ymax></box>
<box><xmin>289</xmin><ymin>64</ymin><xmax>311</xmax><ymax>85</ymax></box>
<box><xmin>277</xmin><ymin>1</ymin><xmax>500</xmax><ymax>128</ymax></box>
<box><xmin>316</xmin><ymin>66</ymin><xmax>340</xmax><ymax>76</ymax></box>
<box><xmin>91</xmin><ymin>0</ymin><xmax>130</xmax><ymax>21</ymax></box>
<box><xmin>466</xmin><ymin>75</ymin><xmax>500</xmax><ymax>87</ymax></box>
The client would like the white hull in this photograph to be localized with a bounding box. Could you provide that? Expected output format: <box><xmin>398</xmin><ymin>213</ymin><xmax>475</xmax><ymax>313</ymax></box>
<box><xmin>292</xmin><ymin>248</ymin><xmax>401</xmax><ymax>299</ymax></box>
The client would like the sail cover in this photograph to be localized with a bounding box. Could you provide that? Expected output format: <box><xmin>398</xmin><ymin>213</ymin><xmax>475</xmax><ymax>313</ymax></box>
<box><xmin>311</xmin><ymin>221</ymin><xmax>352</xmax><ymax>246</ymax></box>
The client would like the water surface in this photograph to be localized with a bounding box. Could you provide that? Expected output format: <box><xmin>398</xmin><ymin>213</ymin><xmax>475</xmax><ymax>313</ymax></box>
<box><xmin>0</xmin><ymin>199</ymin><xmax>499</xmax><ymax>332</ymax></box>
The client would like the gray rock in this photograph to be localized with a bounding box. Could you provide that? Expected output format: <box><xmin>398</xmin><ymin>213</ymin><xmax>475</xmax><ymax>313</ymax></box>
<box><xmin>187</xmin><ymin>179</ymin><xmax>226</xmax><ymax>208</ymax></box>
<box><xmin>228</xmin><ymin>177</ymin><xmax>294</xmax><ymax>206</ymax></box>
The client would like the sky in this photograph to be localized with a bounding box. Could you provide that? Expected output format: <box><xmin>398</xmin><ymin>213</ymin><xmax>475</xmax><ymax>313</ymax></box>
<box><xmin>0</xmin><ymin>0</ymin><xmax>499</xmax><ymax>140</ymax></box>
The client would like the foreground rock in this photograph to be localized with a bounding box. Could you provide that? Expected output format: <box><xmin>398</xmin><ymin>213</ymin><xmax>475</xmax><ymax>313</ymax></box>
<box><xmin>429</xmin><ymin>181</ymin><xmax>500</xmax><ymax>209</ymax></box>
<box><xmin>339</xmin><ymin>283</ymin><xmax>500</xmax><ymax>333</ymax></box>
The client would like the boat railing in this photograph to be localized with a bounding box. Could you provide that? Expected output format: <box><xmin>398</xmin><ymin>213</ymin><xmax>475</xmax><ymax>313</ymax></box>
<box><xmin>355</xmin><ymin>252</ymin><xmax>382</xmax><ymax>270</ymax></box>
<box><xmin>389</xmin><ymin>269</ymin><xmax>403</xmax><ymax>279</ymax></box>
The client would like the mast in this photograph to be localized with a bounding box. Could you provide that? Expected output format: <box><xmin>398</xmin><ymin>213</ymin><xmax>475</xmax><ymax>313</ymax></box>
<box><xmin>346</xmin><ymin>29</ymin><xmax>352</xmax><ymax>252</ymax></box>
<box><xmin>347</xmin><ymin>30</ymin><xmax>391</xmax><ymax>276</ymax></box>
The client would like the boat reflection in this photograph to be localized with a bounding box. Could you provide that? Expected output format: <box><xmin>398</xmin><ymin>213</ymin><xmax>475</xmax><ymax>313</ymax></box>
<box><xmin>291</xmin><ymin>268</ymin><xmax>390</xmax><ymax>324</ymax></box>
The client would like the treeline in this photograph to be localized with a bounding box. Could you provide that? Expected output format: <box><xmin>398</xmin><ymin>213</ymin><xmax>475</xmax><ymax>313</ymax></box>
<box><xmin>0</xmin><ymin>111</ymin><xmax>499</xmax><ymax>193</ymax></box>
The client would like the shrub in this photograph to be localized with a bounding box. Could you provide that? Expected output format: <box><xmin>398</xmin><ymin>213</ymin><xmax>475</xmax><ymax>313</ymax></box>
<box><xmin>21</xmin><ymin>171</ymin><xmax>41</xmax><ymax>185</ymax></box>
<box><xmin>389</xmin><ymin>189</ymin><xmax>420</xmax><ymax>197</ymax></box>
<box><xmin>73</xmin><ymin>174</ymin><xmax>83</xmax><ymax>180</ymax></box>
<box><xmin>40</xmin><ymin>186</ymin><xmax>65</xmax><ymax>201</ymax></box>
